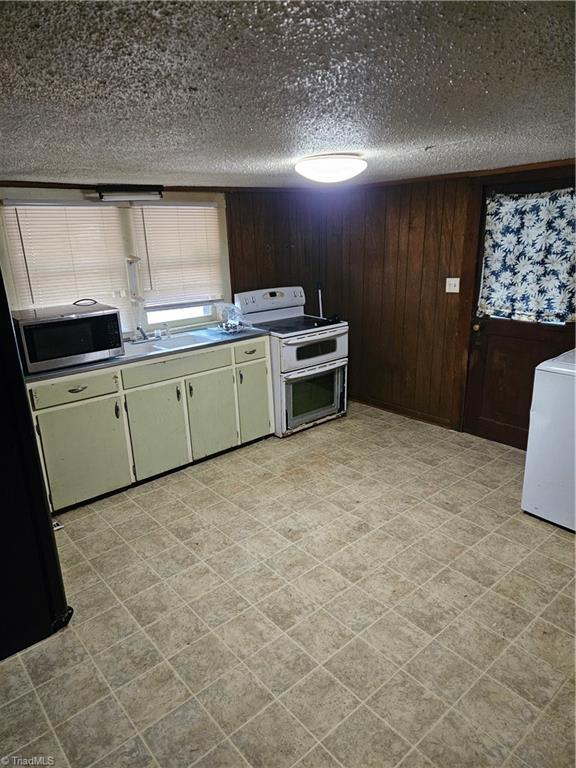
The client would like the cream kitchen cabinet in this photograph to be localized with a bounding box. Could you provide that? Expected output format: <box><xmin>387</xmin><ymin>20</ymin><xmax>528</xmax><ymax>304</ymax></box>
<box><xmin>29</xmin><ymin>336</ymin><xmax>273</xmax><ymax>511</ymax></box>
<box><xmin>36</xmin><ymin>395</ymin><xmax>132</xmax><ymax>510</ymax></box>
<box><xmin>125</xmin><ymin>381</ymin><xmax>190</xmax><ymax>480</ymax></box>
<box><xmin>236</xmin><ymin>360</ymin><xmax>272</xmax><ymax>443</ymax></box>
<box><xmin>186</xmin><ymin>368</ymin><xmax>239</xmax><ymax>460</ymax></box>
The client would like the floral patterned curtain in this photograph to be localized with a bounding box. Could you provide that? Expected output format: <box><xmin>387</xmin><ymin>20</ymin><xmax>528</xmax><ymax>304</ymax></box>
<box><xmin>478</xmin><ymin>187</ymin><xmax>575</xmax><ymax>323</ymax></box>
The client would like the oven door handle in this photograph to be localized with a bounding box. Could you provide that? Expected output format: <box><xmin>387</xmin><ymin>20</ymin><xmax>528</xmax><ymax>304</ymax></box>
<box><xmin>282</xmin><ymin>330</ymin><xmax>348</xmax><ymax>346</ymax></box>
<box><xmin>283</xmin><ymin>360</ymin><xmax>347</xmax><ymax>381</ymax></box>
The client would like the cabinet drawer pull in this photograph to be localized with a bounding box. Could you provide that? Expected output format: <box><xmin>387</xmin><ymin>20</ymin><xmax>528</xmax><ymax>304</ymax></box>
<box><xmin>188</xmin><ymin>383</ymin><xmax>194</xmax><ymax>397</ymax></box>
<box><xmin>176</xmin><ymin>385</ymin><xmax>181</xmax><ymax>401</ymax></box>
<box><xmin>68</xmin><ymin>386</ymin><xmax>87</xmax><ymax>394</ymax></box>
<box><xmin>115</xmin><ymin>401</ymin><xmax>121</xmax><ymax>419</ymax></box>
<box><xmin>239</xmin><ymin>371</ymin><xmax>244</xmax><ymax>384</ymax></box>
<box><xmin>244</xmin><ymin>348</ymin><xmax>256</xmax><ymax>355</ymax></box>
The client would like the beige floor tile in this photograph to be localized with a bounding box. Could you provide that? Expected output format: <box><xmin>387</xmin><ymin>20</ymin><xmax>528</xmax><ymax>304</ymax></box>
<box><xmin>323</xmin><ymin>705</ymin><xmax>410</xmax><ymax>768</ymax></box>
<box><xmin>104</xmin><ymin>560</ymin><xmax>160</xmax><ymax>601</ymax></box>
<box><xmin>0</xmin><ymin>691</ymin><xmax>50</xmax><ymax>757</ymax></box>
<box><xmin>190</xmin><ymin>583</ymin><xmax>251</xmax><ymax>628</ymax></box>
<box><xmin>167</xmin><ymin>562</ymin><xmax>223</xmax><ymax>602</ymax></box>
<box><xmin>288</xmin><ymin>609</ymin><xmax>355</xmax><ymax>663</ymax></box>
<box><xmin>215</xmin><ymin>607</ymin><xmax>281</xmax><ymax>660</ymax></box>
<box><xmin>56</xmin><ymin>695</ymin><xmax>135</xmax><ymax>768</ymax></box>
<box><xmin>123</xmin><ymin>582</ymin><xmax>185</xmax><ymax>627</ymax></box>
<box><xmin>36</xmin><ymin>659</ymin><xmax>108</xmax><ymax>726</ymax></box>
<box><xmin>451</xmin><ymin>549</ymin><xmax>509</xmax><ymax>587</ymax></box>
<box><xmin>257</xmin><ymin>584</ymin><xmax>317</xmax><ymax>630</ymax></box>
<box><xmin>169</xmin><ymin>633</ymin><xmax>238</xmax><ymax>693</ymax></box>
<box><xmin>64</xmin><ymin>580</ymin><xmax>119</xmax><ymax>624</ymax></box>
<box><xmin>94</xmin><ymin>630</ymin><xmax>162</xmax><ymax>688</ymax></box>
<box><xmin>116</xmin><ymin>661</ymin><xmax>190</xmax><ymax>729</ymax></box>
<box><xmin>245</xmin><ymin>635</ymin><xmax>317</xmax><ymax>696</ymax></box>
<box><xmin>21</xmin><ymin>629</ymin><xmax>89</xmax><ymax>686</ymax></box>
<box><xmin>474</xmin><ymin>533</ymin><xmax>532</xmax><ymax>568</ymax></box>
<box><xmin>466</xmin><ymin>591</ymin><xmax>534</xmax><ymax>640</ymax></box>
<box><xmin>458</xmin><ymin>674</ymin><xmax>539</xmax><ymax>749</ymax></box>
<box><xmin>368</xmin><ymin>670</ymin><xmax>447</xmax><ymax>743</ymax></box>
<box><xmin>199</xmin><ymin>666</ymin><xmax>273</xmax><ymax>734</ymax></box>
<box><xmin>419</xmin><ymin>710</ymin><xmax>508</xmax><ymax>768</ymax></box>
<box><xmin>143</xmin><ymin>698</ymin><xmax>222</xmax><ymax>767</ymax></box>
<box><xmin>396</xmin><ymin>749</ymin><xmax>436</xmax><ymax>768</ymax></box>
<box><xmin>294</xmin><ymin>564</ymin><xmax>351</xmax><ymax>604</ymax></box>
<box><xmin>395</xmin><ymin>588</ymin><xmax>461</xmax><ymax>636</ymax></box>
<box><xmin>325</xmin><ymin>585</ymin><xmax>387</xmax><ymax>632</ymax></box>
<box><xmin>186</xmin><ymin>527</ymin><xmax>234</xmax><ymax>559</ymax></box>
<box><xmin>90</xmin><ymin>735</ymin><xmax>155</xmax><ymax>768</ymax></box>
<box><xmin>295</xmin><ymin>745</ymin><xmax>341</xmax><ymax>768</ymax></box>
<box><xmin>515</xmin><ymin>552</ymin><xmax>574</xmax><ymax>592</ymax></box>
<box><xmin>361</xmin><ymin>611</ymin><xmax>430</xmax><ymax>665</ymax></box>
<box><xmin>358</xmin><ymin>566</ymin><xmax>418</xmax><ymax>607</ymax></box>
<box><xmin>75</xmin><ymin>528</ymin><xmax>126</xmax><ymax>559</ymax></box>
<box><xmin>489</xmin><ymin>644</ymin><xmax>565</xmax><ymax>709</ymax></box>
<box><xmin>0</xmin><ymin>656</ymin><xmax>31</xmax><ymax>705</ymax></box>
<box><xmin>166</xmin><ymin>511</ymin><xmax>211</xmax><ymax>541</ymax></box>
<box><xmin>388</xmin><ymin>547</ymin><xmax>445</xmax><ymax>585</ymax></box>
<box><xmin>281</xmin><ymin>667</ymin><xmax>359</xmax><ymax>739</ymax></box>
<box><xmin>194</xmin><ymin>741</ymin><xmax>250</xmax><ymax>768</ymax></box>
<box><xmin>112</xmin><ymin>512</ymin><xmax>159</xmax><ymax>541</ymax></box>
<box><xmin>6</xmin><ymin>731</ymin><xmax>70</xmax><ymax>768</ymax></box>
<box><xmin>324</xmin><ymin>637</ymin><xmax>397</xmax><ymax>699</ymax></box>
<box><xmin>406</xmin><ymin>641</ymin><xmax>480</xmax><ymax>703</ymax></box>
<box><xmin>232</xmin><ymin>702</ymin><xmax>316</xmax><ymax>768</ymax></box>
<box><xmin>89</xmin><ymin>543</ymin><xmax>143</xmax><ymax>579</ymax></box>
<box><xmin>493</xmin><ymin>571</ymin><xmax>556</xmax><ymax>615</ymax></box>
<box><xmin>540</xmin><ymin>594</ymin><xmax>575</xmax><ymax>636</ymax></box>
<box><xmin>536</xmin><ymin>534</ymin><xmax>576</xmax><ymax>567</ymax></box>
<box><xmin>516</xmin><ymin>619</ymin><xmax>575</xmax><ymax>676</ymax></box>
<box><xmin>437</xmin><ymin>615</ymin><xmax>509</xmax><ymax>670</ymax></box>
<box><xmin>515</xmin><ymin>711</ymin><xmax>575</xmax><ymax>768</ymax></box>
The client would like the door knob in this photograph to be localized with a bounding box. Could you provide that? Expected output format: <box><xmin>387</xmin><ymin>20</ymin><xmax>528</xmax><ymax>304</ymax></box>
<box><xmin>472</xmin><ymin>323</ymin><xmax>481</xmax><ymax>332</ymax></box>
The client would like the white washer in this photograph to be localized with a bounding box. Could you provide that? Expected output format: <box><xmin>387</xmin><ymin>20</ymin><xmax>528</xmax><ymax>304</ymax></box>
<box><xmin>522</xmin><ymin>348</ymin><xmax>575</xmax><ymax>531</ymax></box>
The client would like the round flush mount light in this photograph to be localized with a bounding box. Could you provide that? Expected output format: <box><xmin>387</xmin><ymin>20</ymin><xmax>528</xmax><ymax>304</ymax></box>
<box><xmin>294</xmin><ymin>153</ymin><xmax>368</xmax><ymax>184</ymax></box>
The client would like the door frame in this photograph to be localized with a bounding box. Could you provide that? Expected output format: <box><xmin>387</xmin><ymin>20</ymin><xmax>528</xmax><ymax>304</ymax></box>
<box><xmin>460</xmin><ymin>169</ymin><xmax>576</xmax><ymax>436</ymax></box>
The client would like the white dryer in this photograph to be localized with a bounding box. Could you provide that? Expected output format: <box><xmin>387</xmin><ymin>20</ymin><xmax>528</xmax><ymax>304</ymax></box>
<box><xmin>522</xmin><ymin>348</ymin><xmax>575</xmax><ymax>531</ymax></box>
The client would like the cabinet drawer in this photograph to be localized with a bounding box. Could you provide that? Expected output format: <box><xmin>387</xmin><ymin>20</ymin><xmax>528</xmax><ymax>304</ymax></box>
<box><xmin>233</xmin><ymin>339</ymin><xmax>267</xmax><ymax>364</ymax></box>
<box><xmin>30</xmin><ymin>372</ymin><xmax>120</xmax><ymax>410</ymax></box>
<box><xmin>122</xmin><ymin>347</ymin><xmax>232</xmax><ymax>389</ymax></box>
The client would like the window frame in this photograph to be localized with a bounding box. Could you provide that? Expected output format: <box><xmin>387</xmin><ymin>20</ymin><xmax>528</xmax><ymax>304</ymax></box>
<box><xmin>0</xmin><ymin>189</ymin><xmax>231</xmax><ymax>337</ymax></box>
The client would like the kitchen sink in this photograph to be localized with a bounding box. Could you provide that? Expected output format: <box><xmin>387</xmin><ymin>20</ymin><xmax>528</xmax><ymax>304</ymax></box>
<box><xmin>152</xmin><ymin>334</ymin><xmax>207</xmax><ymax>351</ymax></box>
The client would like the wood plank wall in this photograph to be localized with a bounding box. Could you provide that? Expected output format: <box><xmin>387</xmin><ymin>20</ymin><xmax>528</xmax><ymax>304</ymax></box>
<box><xmin>226</xmin><ymin>179</ymin><xmax>481</xmax><ymax>428</ymax></box>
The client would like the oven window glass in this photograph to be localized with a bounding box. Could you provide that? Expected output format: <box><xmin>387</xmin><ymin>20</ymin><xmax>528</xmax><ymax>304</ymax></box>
<box><xmin>292</xmin><ymin>372</ymin><xmax>335</xmax><ymax>417</ymax></box>
<box><xmin>296</xmin><ymin>339</ymin><xmax>337</xmax><ymax>361</ymax></box>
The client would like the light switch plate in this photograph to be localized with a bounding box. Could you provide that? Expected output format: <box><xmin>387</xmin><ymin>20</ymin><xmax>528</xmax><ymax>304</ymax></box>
<box><xmin>445</xmin><ymin>277</ymin><xmax>460</xmax><ymax>293</ymax></box>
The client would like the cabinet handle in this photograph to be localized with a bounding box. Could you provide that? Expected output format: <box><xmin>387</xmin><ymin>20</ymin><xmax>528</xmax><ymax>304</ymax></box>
<box><xmin>239</xmin><ymin>371</ymin><xmax>244</xmax><ymax>384</ymax></box>
<box><xmin>68</xmin><ymin>386</ymin><xmax>87</xmax><ymax>394</ymax></box>
<box><xmin>176</xmin><ymin>385</ymin><xmax>181</xmax><ymax>401</ymax></box>
<box><xmin>244</xmin><ymin>348</ymin><xmax>256</xmax><ymax>356</ymax></box>
<box><xmin>114</xmin><ymin>401</ymin><xmax>121</xmax><ymax>419</ymax></box>
<box><xmin>188</xmin><ymin>383</ymin><xmax>194</xmax><ymax>397</ymax></box>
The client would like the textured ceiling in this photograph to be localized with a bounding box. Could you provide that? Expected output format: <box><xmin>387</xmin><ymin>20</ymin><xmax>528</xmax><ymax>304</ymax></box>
<box><xmin>0</xmin><ymin>1</ymin><xmax>573</xmax><ymax>187</ymax></box>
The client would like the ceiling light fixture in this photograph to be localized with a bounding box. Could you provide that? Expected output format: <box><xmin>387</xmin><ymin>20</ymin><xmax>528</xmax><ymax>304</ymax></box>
<box><xmin>294</xmin><ymin>153</ymin><xmax>367</xmax><ymax>184</ymax></box>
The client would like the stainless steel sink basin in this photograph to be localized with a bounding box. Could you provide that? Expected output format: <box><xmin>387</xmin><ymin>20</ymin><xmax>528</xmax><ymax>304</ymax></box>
<box><xmin>152</xmin><ymin>334</ymin><xmax>207</xmax><ymax>351</ymax></box>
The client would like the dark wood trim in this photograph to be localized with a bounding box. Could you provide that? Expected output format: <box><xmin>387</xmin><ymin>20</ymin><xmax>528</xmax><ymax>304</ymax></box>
<box><xmin>1</xmin><ymin>159</ymin><xmax>573</xmax><ymax>194</ymax></box>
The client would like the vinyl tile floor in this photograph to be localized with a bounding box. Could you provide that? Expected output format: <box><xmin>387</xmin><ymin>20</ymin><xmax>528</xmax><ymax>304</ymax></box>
<box><xmin>1</xmin><ymin>402</ymin><xmax>574</xmax><ymax>768</ymax></box>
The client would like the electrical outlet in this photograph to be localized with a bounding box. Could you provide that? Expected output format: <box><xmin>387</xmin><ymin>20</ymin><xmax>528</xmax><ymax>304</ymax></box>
<box><xmin>445</xmin><ymin>277</ymin><xmax>460</xmax><ymax>293</ymax></box>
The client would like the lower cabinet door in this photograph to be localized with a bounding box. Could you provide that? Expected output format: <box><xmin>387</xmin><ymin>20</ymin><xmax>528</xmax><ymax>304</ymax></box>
<box><xmin>37</xmin><ymin>396</ymin><xmax>132</xmax><ymax>510</ymax></box>
<box><xmin>126</xmin><ymin>382</ymin><xmax>190</xmax><ymax>480</ymax></box>
<box><xmin>186</xmin><ymin>368</ymin><xmax>238</xmax><ymax>460</ymax></box>
<box><xmin>236</xmin><ymin>361</ymin><xmax>271</xmax><ymax>443</ymax></box>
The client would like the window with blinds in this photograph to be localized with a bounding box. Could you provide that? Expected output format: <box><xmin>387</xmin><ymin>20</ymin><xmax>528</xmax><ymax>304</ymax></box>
<box><xmin>131</xmin><ymin>205</ymin><xmax>227</xmax><ymax>310</ymax></box>
<box><xmin>1</xmin><ymin>206</ymin><xmax>135</xmax><ymax>327</ymax></box>
<box><xmin>0</xmin><ymin>199</ymin><xmax>230</xmax><ymax>333</ymax></box>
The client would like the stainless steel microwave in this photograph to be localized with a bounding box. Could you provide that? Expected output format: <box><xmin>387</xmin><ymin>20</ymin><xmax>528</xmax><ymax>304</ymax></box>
<box><xmin>12</xmin><ymin>303</ymin><xmax>124</xmax><ymax>374</ymax></box>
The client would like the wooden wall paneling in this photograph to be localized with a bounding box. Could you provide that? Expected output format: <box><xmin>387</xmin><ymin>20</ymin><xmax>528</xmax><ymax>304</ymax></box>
<box><xmin>342</xmin><ymin>190</ymin><xmax>367</xmax><ymax>398</ymax></box>
<box><xmin>400</xmin><ymin>183</ymin><xmax>428</xmax><ymax>410</ymax></box>
<box><xmin>360</xmin><ymin>187</ymin><xmax>387</xmax><ymax>403</ymax></box>
<box><xmin>391</xmin><ymin>186</ymin><xmax>413</xmax><ymax>407</ymax></box>
<box><xmin>415</xmin><ymin>180</ymin><xmax>445</xmax><ymax>417</ymax></box>
<box><xmin>379</xmin><ymin>187</ymin><xmax>401</xmax><ymax>406</ymax></box>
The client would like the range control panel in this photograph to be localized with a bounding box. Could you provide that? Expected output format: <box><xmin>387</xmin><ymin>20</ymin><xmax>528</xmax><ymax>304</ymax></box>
<box><xmin>235</xmin><ymin>287</ymin><xmax>305</xmax><ymax>314</ymax></box>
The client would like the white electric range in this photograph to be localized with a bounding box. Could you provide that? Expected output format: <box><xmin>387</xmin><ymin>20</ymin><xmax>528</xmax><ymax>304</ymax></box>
<box><xmin>235</xmin><ymin>286</ymin><xmax>348</xmax><ymax>437</ymax></box>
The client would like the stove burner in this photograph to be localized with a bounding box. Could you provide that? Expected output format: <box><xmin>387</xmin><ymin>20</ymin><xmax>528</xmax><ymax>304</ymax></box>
<box><xmin>255</xmin><ymin>315</ymin><xmax>341</xmax><ymax>334</ymax></box>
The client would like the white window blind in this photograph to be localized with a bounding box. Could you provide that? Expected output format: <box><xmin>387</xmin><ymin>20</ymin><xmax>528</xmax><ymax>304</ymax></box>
<box><xmin>131</xmin><ymin>205</ymin><xmax>226</xmax><ymax>307</ymax></box>
<box><xmin>1</xmin><ymin>206</ymin><xmax>135</xmax><ymax>328</ymax></box>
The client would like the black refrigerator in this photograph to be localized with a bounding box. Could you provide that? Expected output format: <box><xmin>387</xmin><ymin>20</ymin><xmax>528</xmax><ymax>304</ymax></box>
<box><xmin>0</xmin><ymin>272</ymin><xmax>71</xmax><ymax>661</ymax></box>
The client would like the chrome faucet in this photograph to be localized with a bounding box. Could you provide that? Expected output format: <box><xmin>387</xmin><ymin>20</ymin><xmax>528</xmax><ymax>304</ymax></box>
<box><xmin>136</xmin><ymin>325</ymin><xmax>149</xmax><ymax>341</ymax></box>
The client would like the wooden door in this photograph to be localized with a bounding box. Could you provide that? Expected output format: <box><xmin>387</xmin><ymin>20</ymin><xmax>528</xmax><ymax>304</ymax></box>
<box><xmin>463</xmin><ymin>318</ymin><xmax>574</xmax><ymax>449</ymax></box>
<box><xmin>126</xmin><ymin>382</ymin><xmax>190</xmax><ymax>480</ymax></box>
<box><xmin>37</xmin><ymin>396</ymin><xmax>132</xmax><ymax>509</ymax></box>
<box><xmin>236</xmin><ymin>361</ymin><xmax>271</xmax><ymax>443</ymax></box>
<box><xmin>187</xmin><ymin>368</ymin><xmax>238</xmax><ymax>459</ymax></box>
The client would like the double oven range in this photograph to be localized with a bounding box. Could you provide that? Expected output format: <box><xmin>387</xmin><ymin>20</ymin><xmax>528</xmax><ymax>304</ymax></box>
<box><xmin>235</xmin><ymin>287</ymin><xmax>348</xmax><ymax>437</ymax></box>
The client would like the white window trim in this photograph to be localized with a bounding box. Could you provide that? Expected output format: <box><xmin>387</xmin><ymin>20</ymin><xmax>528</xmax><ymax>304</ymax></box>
<box><xmin>0</xmin><ymin>188</ymin><xmax>232</xmax><ymax>336</ymax></box>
